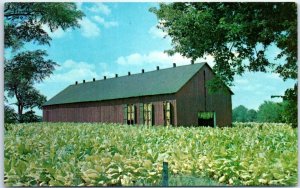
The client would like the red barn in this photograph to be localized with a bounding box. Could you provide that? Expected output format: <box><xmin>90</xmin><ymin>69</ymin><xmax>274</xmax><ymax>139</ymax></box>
<box><xmin>43</xmin><ymin>62</ymin><xmax>233</xmax><ymax>127</ymax></box>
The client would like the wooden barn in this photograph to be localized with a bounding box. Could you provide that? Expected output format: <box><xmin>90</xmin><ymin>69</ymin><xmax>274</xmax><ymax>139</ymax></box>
<box><xmin>43</xmin><ymin>62</ymin><xmax>233</xmax><ymax>127</ymax></box>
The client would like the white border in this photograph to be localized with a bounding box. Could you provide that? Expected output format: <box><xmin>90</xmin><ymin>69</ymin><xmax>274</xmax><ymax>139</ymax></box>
<box><xmin>0</xmin><ymin>1</ymin><xmax>299</xmax><ymax>187</ymax></box>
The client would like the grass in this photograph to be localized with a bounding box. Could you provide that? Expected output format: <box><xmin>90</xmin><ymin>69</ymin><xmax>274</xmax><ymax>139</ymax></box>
<box><xmin>133</xmin><ymin>175</ymin><xmax>221</xmax><ymax>186</ymax></box>
<box><xmin>169</xmin><ymin>175</ymin><xmax>221</xmax><ymax>186</ymax></box>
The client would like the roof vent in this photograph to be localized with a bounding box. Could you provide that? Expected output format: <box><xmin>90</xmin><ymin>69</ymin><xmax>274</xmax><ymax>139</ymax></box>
<box><xmin>93</xmin><ymin>78</ymin><xmax>95</xmax><ymax>82</ymax></box>
<box><xmin>128</xmin><ymin>72</ymin><xmax>131</xmax><ymax>76</ymax></box>
<box><xmin>142</xmin><ymin>69</ymin><xmax>144</xmax><ymax>73</ymax></box>
<box><xmin>115</xmin><ymin>74</ymin><xmax>118</xmax><ymax>78</ymax></box>
<box><xmin>173</xmin><ymin>63</ymin><xmax>176</xmax><ymax>67</ymax></box>
<box><xmin>104</xmin><ymin>76</ymin><xmax>107</xmax><ymax>80</ymax></box>
<box><xmin>156</xmin><ymin>66</ymin><xmax>159</xmax><ymax>70</ymax></box>
<box><xmin>83</xmin><ymin>80</ymin><xmax>85</xmax><ymax>83</ymax></box>
<box><xmin>75</xmin><ymin>81</ymin><xmax>78</xmax><ymax>85</ymax></box>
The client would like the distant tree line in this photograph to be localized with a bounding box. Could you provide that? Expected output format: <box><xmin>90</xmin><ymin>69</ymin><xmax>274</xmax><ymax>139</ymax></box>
<box><xmin>233</xmin><ymin>100</ymin><xmax>296</xmax><ymax>127</ymax></box>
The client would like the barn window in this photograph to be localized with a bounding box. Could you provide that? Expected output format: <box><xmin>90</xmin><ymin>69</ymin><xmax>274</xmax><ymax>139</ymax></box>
<box><xmin>123</xmin><ymin>104</ymin><xmax>136</xmax><ymax>125</ymax></box>
<box><xmin>163</xmin><ymin>101</ymin><xmax>172</xmax><ymax>126</ymax></box>
<box><xmin>143</xmin><ymin>103</ymin><xmax>153</xmax><ymax>126</ymax></box>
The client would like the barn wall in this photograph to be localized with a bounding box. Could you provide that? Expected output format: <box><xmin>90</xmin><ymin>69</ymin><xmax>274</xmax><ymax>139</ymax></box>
<box><xmin>176</xmin><ymin>64</ymin><xmax>232</xmax><ymax>127</ymax></box>
<box><xmin>43</xmin><ymin>94</ymin><xmax>177</xmax><ymax>126</ymax></box>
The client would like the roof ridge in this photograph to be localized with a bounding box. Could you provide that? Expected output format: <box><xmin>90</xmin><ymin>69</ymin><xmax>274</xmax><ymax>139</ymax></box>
<box><xmin>74</xmin><ymin>62</ymin><xmax>206</xmax><ymax>85</ymax></box>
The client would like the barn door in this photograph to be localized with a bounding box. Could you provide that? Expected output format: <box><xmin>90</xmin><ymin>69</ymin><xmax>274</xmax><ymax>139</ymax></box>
<box><xmin>139</xmin><ymin>103</ymin><xmax>144</xmax><ymax>125</ymax></box>
<box><xmin>124</xmin><ymin>104</ymin><xmax>135</xmax><ymax>125</ymax></box>
<box><xmin>143</xmin><ymin>103</ymin><xmax>153</xmax><ymax>126</ymax></box>
<box><xmin>163</xmin><ymin>102</ymin><xmax>172</xmax><ymax>126</ymax></box>
<box><xmin>198</xmin><ymin>111</ymin><xmax>216</xmax><ymax>127</ymax></box>
<box><xmin>123</xmin><ymin>104</ymin><xmax>127</xmax><ymax>124</ymax></box>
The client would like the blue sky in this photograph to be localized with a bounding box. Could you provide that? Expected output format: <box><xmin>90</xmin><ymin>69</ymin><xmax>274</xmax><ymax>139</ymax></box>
<box><xmin>6</xmin><ymin>2</ymin><xmax>296</xmax><ymax>116</ymax></box>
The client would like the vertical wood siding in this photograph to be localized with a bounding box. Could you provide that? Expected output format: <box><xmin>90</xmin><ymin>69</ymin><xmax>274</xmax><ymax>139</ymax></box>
<box><xmin>43</xmin><ymin>94</ymin><xmax>177</xmax><ymax>126</ymax></box>
<box><xmin>176</xmin><ymin>64</ymin><xmax>232</xmax><ymax>127</ymax></box>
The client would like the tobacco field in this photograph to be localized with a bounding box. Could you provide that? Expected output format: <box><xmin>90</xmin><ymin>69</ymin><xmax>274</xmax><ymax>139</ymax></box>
<box><xmin>4</xmin><ymin>122</ymin><xmax>298</xmax><ymax>186</ymax></box>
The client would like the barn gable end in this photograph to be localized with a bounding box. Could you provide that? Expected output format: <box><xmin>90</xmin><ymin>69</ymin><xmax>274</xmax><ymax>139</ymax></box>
<box><xmin>176</xmin><ymin>64</ymin><xmax>232</xmax><ymax>127</ymax></box>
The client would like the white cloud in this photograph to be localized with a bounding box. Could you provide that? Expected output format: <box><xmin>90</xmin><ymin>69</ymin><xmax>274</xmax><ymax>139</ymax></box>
<box><xmin>116</xmin><ymin>51</ymin><xmax>193</xmax><ymax>66</ymax></box>
<box><xmin>116</xmin><ymin>51</ymin><xmax>214</xmax><ymax>68</ymax></box>
<box><xmin>42</xmin><ymin>24</ymin><xmax>70</xmax><ymax>39</ymax></box>
<box><xmin>197</xmin><ymin>54</ymin><xmax>215</xmax><ymax>67</ymax></box>
<box><xmin>149</xmin><ymin>25</ymin><xmax>167</xmax><ymax>39</ymax></box>
<box><xmin>266</xmin><ymin>73</ymin><xmax>281</xmax><ymax>80</ymax></box>
<box><xmin>78</xmin><ymin>18</ymin><xmax>100</xmax><ymax>38</ymax></box>
<box><xmin>88</xmin><ymin>3</ymin><xmax>111</xmax><ymax>15</ymax></box>
<box><xmin>45</xmin><ymin>60</ymin><xmax>99</xmax><ymax>83</ymax></box>
<box><xmin>93</xmin><ymin>16</ymin><xmax>119</xmax><ymax>28</ymax></box>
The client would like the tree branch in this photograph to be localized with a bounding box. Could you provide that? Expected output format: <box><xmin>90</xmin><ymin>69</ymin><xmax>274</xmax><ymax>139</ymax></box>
<box><xmin>4</xmin><ymin>12</ymin><xmax>34</xmax><ymax>18</ymax></box>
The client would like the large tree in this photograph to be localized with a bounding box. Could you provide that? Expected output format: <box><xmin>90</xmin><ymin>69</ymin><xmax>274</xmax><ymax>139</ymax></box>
<box><xmin>232</xmin><ymin>105</ymin><xmax>248</xmax><ymax>122</ymax></box>
<box><xmin>150</xmin><ymin>2</ymin><xmax>297</xmax><ymax>125</ymax></box>
<box><xmin>4</xmin><ymin>50</ymin><xmax>55</xmax><ymax>117</ymax></box>
<box><xmin>257</xmin><ymin>101</ymin><xmax>283</xmax><ymax>123</ymax></box>
<box><xmin>4</xmin><ymin>3</ymin><xmax>84</xmax><ymax>122</ymax></box>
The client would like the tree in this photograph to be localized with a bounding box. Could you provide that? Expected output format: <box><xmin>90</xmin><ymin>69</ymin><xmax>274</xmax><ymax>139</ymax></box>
<box><xmin>5</xmin><ymin>3</ymin><xmax>84</xmax><ymax>49</ymax></box>
<box><xmin>150</xmin><ymin>3</ymin><xmax>297</xmax><ymax>124</ymax></box>
<box><xmin>4</xmin><ymin>105</ymin><xmax>18</xmax><ymax>124</ymax></box>
<box><xmin>4</xmin><ymin>3</ymin><xmax>84</xmax><ymax>122</ymax></box>
<box><xmin>5</xmin><ymin>50</ymin><xmax>55</xmax><ymax>118</ymax></box>
<box><xmin>280</xmin><ymin>84</ymin><xmax>297</xmax><ymax>127</ymax></box>
<box><xmin>257</xmin><ymin>101</ymin><xmax>283</xmax><ymax>123</ymax></box>
<box><xmin>20</xmin><ymin>110</ymin><xmax>42</xmax><ymax>123</ymax></box>
<box><xmin>232</xmin><ymin>105</ymin><xmax>248</xmax><ymax>122</ymax></box>
<box><xmin>246</xmin><ymin>109</ymin><xmax>257</xmax><ymax>122</ymax></box>
<box><xmin>5</xmin><ymin>50</ymin><xmax>55</xmax><ymax>121</ymax></box>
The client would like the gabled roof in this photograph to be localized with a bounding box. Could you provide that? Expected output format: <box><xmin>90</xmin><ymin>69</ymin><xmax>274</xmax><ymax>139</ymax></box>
<box><xmin>44</xmin><ymin>63</ymin><xmax>227</xmax><ymax>106</ymax></box>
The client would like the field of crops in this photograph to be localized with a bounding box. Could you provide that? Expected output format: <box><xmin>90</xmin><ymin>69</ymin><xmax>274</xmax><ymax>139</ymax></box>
<box><xmin>4</xmin><ymin>122</ymin><xmax>298</xmax><ymax>186</ymax></box>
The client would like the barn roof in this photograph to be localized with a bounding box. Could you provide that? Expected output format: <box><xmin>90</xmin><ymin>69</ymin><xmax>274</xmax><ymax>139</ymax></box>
<box><xmin>44</xmin><ymin>62</ymin><xmax>230</xmax><ymax>106</ymax></box>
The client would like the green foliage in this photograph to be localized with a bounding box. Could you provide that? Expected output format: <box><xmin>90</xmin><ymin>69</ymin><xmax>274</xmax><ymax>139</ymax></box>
<box><xmin>281</xmin><ymin>84</ymin><xmax>297</xmax><ymax>127</ymax></box>
<box><xmin>4</xmin><ymin>50</ymin><xmax>55</xmax><ymax>118</ymax></box>
<box><xmin>257</xmin><ymin>101</ymin><xmax>283</xmax><ymax>123</ymax></box>
<box><xmin>4</xmin><ymin>123</ymin><xmax>297</xmax><ymax>186</ymax></box>
<box><xmin>4</xmin><ymin>2</ymin><xmax>84</xmax><ymax>121</ymax></box>
<box><xmin>150</xmin><ymin>2</ymin><xmax>297</xmax><ymax>124</ymax></box>
<box><xmin>4</xmin><ymin>105</ymin><xmax>18</xmax><ymax>124</ymax></box>
<box><xmin>20</xmin><ymin>111</ymin><xmax>42</xmax><ymax>123</ymax></box>
<box><xmin>247</xmin><ymin>109</ymin><xmax>257</xmax><ymax>122</ymax></box>
<box><xmin>150</xmin><ymin>2</ymin><xmax>297</xmax><ymax>82</ymax></box>
<box><xmin>4</xmin><ymin>2</ymin><xmax>84</xmax><ymax>49</ymax></box>
<box><xmin>198</xmin><ymin>112</ymin><xmax>214</xmax><ymax>119</ymax></box>
<box><xmin>233</xmin><ymin>105</ymin><xmax>258</xmax><ymax>122</ymax></box>
<box><xmin>168</xmin><ymin>175</ymin><xmax>220</xmax><ymax>186</ymax></box>
<box><xmin>232</xmin><ymin>105</ymin><xmax>248</xmax><ymax>122</ymax></box>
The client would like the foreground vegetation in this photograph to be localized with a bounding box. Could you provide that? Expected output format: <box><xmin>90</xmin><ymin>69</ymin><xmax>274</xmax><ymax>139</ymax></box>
<box><xmin>4</xmin><ymin>122</ymin><xmax>297</xmax><ymax>186</ymax></box>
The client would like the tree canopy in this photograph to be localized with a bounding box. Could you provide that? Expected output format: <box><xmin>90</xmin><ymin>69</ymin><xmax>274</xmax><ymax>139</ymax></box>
<box><xmin>151</xmin><ymin>2</ymin><xmax>297</xmax><ymax>126</ymax></box>
<box><xmin>5</xmin><ymin>2</ymin><xmax>84</xmax><ymax>49</ymax></box>
<box><xmin>256</xmin><ymin>101</ymin><xmax>283</xmax><ymax>123</ymax></box>
<box><xmin>232</xmin><ymin>105</ymin><xmax>258</xmax><ymax>123</ymax></box>
<box><xmin>232</xmin><ymin>105</ymin><xmax>248</xmax><ymax>122</ymax></box>
<box><xmin>150</xmin><ymin>2</ymin><xmax>297</xmax><ymax>83</ymax></box>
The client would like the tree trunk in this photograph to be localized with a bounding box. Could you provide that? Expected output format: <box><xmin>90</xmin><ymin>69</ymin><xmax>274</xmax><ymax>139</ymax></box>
<box><xmin>15</xmin><ymin>88</ymin><xmax>23</xmax><ymax>122</ymax></box>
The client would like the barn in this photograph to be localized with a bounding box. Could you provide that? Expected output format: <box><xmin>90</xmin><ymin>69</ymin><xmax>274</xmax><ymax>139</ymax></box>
<box><xmin>43</xmin><ymin>62</ymin><xmax>233</xmax><ymax>127</ymax></box>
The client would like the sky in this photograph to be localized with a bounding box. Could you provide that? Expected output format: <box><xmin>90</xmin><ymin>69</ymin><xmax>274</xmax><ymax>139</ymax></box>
<box><xmin>5</xmin><ymin>2</ymin><xmax>296</xmax><ymax>116</ymax></box>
